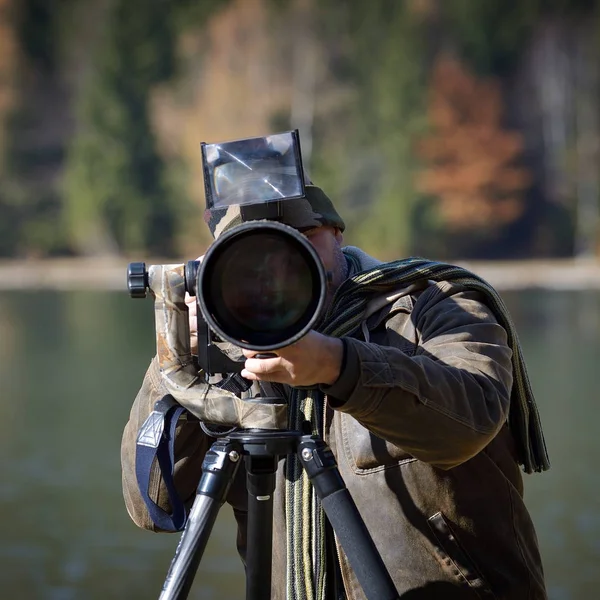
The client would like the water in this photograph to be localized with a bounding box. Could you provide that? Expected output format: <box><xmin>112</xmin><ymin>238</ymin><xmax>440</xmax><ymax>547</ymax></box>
<box><xmin>0</xmin><ymin>289</ymin><xmax>598</xmax><ymax>599</ymax></box>
<box><xmin>0</xmin><ymin>291</ymin><xmax>244</xmax><ymax>600</ymax></box>
<box><xmin>503</xmin><ymin>290</ymin><xmax>600</xmax><ymax>599</ymax></box>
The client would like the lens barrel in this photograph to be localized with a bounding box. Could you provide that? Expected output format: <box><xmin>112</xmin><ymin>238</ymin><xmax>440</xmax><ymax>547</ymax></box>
<box><xmin>197</xmin><ymin>221</ymin><xmax>326</xmax><ymax>351</ymax></box>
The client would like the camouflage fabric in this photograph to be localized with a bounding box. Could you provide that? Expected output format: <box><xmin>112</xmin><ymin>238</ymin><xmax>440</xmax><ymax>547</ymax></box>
<box><xmin>147</xmin><ymin>264</ymin><xmax>288</xmax><ymax>430</ymax></box>
<box><xmin>204</xmin><ymin>184</ymin><xmax>346</xmax><ymax>239</ymax></box>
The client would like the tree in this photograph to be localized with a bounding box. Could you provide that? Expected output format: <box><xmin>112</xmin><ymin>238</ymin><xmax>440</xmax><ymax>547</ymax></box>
<box><xmin>416</xmin><ymin>55</ymin><xmax>531</xmax><ymax>233</ymax></box>
<box><xmin>63</xmin><ymin>0</ymin><xmax>181</xmax><ymax>257</ymax></box>
<box><xmin>307</xmin><ymin>0</ymin><xmax>431</xmax><ymax>259</ymax></box>
<box><xmin>0</xmin><ymin>0</ymin><xmax>74</xmax><ymax>257</ymax></box>
<box><xmin>0</xmin><ymin>0</ymin><xmax>19</xmax><ymax>255</ymax></box>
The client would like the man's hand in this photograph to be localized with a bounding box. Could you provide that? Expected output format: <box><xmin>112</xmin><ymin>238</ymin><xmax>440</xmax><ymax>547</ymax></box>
<box><xmin>241</xmin><ymin>331</ymin><xmax>344</xmax><ymax>387</ymax></box>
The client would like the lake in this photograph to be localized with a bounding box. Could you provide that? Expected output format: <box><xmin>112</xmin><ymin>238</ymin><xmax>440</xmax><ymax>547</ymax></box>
<box><xmin>0</xmin><ymin>288</ymin><xmax>598</xmax><ymax>599</ymax></box>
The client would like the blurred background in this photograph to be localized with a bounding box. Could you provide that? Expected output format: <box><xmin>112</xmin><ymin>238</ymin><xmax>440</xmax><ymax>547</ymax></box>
<box><xmin>0</xmin><ymin>0</ymin><xmax>599</xmax><ymax>598</ymax></box>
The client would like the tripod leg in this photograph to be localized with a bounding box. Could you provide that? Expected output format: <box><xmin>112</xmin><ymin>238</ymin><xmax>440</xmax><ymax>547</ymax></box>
<box><xmin>298</xmin><ymin>436</ymin><xmax>400</xmax><ymax>600</ymax></box>
<box><xmin>244</xmin><ymin>454</ymin><xmax>278</xmax><ymax>600</ymax></box>
<box><xmin>159</xmin><ymin>438</ymin><xmax>242</xmax><ymax>600</ymax></box>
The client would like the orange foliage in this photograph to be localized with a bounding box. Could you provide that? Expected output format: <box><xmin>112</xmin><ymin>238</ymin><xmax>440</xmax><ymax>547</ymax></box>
<box><xmin>416</xmin><ymin>55</ymin><xmax>531</xmax><ymax>229</ymax></box>
<box><xmin>150</xmin><ymin>0</ymin><xmax>295</xmax><ymax>254</ymax></box>
<box><xmin>151</xmin><ymin>0</ymin><xmax>292</xmax><ymax>203</ymax></box>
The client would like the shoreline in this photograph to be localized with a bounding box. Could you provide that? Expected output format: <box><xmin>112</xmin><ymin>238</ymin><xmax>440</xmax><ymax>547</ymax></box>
<box><xmin>0</xmin><ymin>257</ymin><xmax>599</xmax><ymax>291</ymax></box>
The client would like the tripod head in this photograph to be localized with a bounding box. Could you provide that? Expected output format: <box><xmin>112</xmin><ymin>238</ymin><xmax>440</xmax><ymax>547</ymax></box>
<box><xmin>127</xmin><ymin>260</ymin><xmax>289</xmax><ymax>430</ymax></box>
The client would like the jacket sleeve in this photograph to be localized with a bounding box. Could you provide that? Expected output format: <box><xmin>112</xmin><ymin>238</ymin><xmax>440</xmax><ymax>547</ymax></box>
<box><xmin>122</xmin><ymin>357</ymin><xmax>250</xmax><ymax>533</ymax></box>
<box><xmin>322</xmin><ymin>281</ymin><xmax>514</xmax><ymax>469</ymax></box>
<box><xmin>121</xmin><ymin>356</ymin><xmax>211</xmax><ymax>531</ymax></box>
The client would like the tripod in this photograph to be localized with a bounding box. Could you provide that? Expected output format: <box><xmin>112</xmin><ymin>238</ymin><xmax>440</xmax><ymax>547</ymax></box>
<box><xmin>158</xmin><ymin>427</ymin><xmax>400</xmax><ymax>600</ymax></box>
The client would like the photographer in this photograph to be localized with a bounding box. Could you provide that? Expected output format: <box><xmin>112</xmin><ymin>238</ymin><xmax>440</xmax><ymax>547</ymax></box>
<box><xmin>121</xmin><ymin>137</ymin><xmax>548</xmax><ymax>599</ymax></box>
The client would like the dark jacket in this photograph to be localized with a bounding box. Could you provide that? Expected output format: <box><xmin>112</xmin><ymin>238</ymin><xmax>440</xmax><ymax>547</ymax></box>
<box><xmin>121</xmin><ymin>274</ymin><xmax>547</xmax><ymax>599</ymax></box>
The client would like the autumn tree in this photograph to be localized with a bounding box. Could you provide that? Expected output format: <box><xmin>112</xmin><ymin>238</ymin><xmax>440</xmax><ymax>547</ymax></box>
<box><xmin>416</xmin><ymin>54</ymin><xmax>531</xmax><ymax>232</ymax></box>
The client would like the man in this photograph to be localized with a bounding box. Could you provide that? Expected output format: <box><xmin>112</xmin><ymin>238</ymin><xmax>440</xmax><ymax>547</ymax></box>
<box><xmin>121</xmin><ymin>182</ymin><xmax>548</xmax><ymax>599</ymax></box>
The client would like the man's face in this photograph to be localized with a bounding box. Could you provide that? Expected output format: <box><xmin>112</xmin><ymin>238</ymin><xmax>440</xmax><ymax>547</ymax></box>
<box><xmin>302</xmin><ymin>225</ymin><xmax>347</xmax><ymax>303</ymax></box>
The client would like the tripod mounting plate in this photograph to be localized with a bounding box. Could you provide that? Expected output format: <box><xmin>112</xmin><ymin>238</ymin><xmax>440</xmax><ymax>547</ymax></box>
<box><xmin>228</xmin><ymin>429</ymin><xmax>301</xmax><ymax>458</ymax></box>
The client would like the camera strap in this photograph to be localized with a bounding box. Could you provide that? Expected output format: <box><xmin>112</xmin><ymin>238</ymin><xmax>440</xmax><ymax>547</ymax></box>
<box><xmin>135</xmin><ymin>394</ymin><xmax>188</xmax><ymax>531</ymax></box>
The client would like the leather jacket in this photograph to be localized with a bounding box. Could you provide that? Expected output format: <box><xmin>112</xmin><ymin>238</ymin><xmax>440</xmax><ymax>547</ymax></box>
<box><xmin>121</xmin><ymin>266</ymin><xmax>547</xmax><ymax>599</ymax></box>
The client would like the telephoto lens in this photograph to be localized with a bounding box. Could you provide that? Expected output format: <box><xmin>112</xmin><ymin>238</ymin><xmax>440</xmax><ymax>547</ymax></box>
<box><xmin>197</xmin><ymin>221</ymin><xmax>326</xmax><ymax>351</ymax></box>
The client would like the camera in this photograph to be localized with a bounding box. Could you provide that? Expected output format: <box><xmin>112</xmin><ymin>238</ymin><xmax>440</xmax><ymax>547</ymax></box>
<box><xmin>128</xmin><ymin>129</ymin><xmax>327</xmax><ymax>372</ymax></box>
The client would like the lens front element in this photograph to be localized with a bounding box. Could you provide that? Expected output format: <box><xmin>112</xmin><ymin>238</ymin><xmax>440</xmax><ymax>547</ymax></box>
<box><xmin>198</xmin><ymin>222</ymin><xmax>326</xmax><ymax>350</ymax></box>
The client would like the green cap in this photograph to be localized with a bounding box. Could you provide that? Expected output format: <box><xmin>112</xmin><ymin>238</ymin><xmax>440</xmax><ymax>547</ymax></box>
<box><xmin>204</xmin><ymin>185</ymin><xmax>345</xmax><ymax>239</ymax></box>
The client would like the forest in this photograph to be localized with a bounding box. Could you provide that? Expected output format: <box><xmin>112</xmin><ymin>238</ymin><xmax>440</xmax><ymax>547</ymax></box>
<box><xmin>0</xmin><ymin>0</ymin><xmax>599</xmax><ymax>261</ymax></box>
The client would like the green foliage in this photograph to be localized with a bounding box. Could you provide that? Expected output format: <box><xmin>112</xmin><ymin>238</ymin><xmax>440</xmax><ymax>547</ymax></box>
<box><xmin>0</xmin><ymin>125</ymin><xmax>70</xmax><ymax>257</ymax></box>
<box><xmin>310</xmin><ymin>1</ymin><xmax>430</xmax><ymax>259</ymax></box>
<box><xmin>64</xmin><ymin>0</ymin><xmax>181</xmax><ymax>256</ymax></box>
<box><xmin>441</xmin><ymin>0</ymin><xmax>598</xmax><ymax>75</ymax></box>
<box><xmin>2</xmin><ymin>0</ymin><xmax>598</xmax><ymax>259</ymax></box>
<box><xmin>63</xmin><ymin>0</ymin><xmax>234</xmax><ymax>257</ymax></box>
<box><xmin>0</xmin><ymin>191</ymin><xmax>22</xmax><ymax>256</ymax></box>
<box><xmin>0</xmin><ymin>0</ymin><xmax>73</xmax><ymax>257</ymax></box>
<box><xmin>14</xmin><ymin>0</ymin><xmax>64</xmax><ymax>72</ymax></box>
<box><xmin>440</xmin><ymin>1</ymin><xmax>539</xmax><ymax>75</ymax></box>
<box><xmin>170</xmin><ymin>0</ymin><xmax>232</xmax><ymax>30</ymax></box>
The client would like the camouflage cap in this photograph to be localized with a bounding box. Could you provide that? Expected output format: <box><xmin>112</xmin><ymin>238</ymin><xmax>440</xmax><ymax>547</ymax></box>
<box><xmin>204</xmin><ymin>184</ymin><xmax>345</xmax><ymax>240</ymax></box>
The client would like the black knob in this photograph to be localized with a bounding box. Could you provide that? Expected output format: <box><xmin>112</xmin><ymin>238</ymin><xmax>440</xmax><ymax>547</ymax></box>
<box><xmin>185</xmin><ymin>260</ymin><xmax>200</xmax><ymax>296</ymax></box>
<box><xmin>127</xmin><ymin>262</ymin><xmax>148</xmax><ymax>298</ymax></box>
